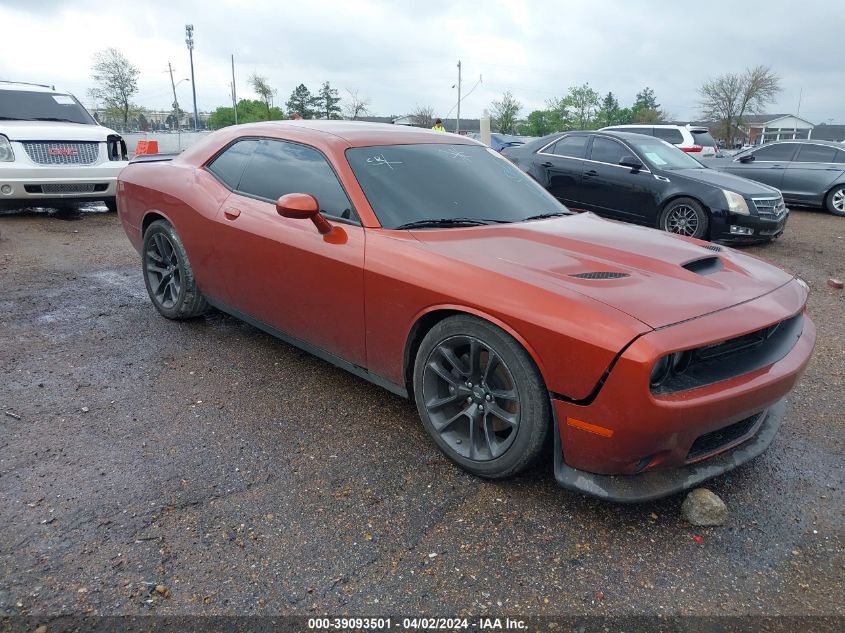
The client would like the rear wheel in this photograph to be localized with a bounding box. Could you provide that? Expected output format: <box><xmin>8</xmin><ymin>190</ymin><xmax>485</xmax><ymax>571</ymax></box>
<box><xmin>413</xmin><ymin>315</ymin><xmax>549</xmax><ymax>479</ymax></box>
<box><xmin>825</xmin><ymin>185</ymin><xmax>845</xmax><ymax>217</ymax></box>
<box><xmin>142</xmin><ymin>220</ymin><xmax>208</xmax><ymax>319</ymax></box>
<box><xmin>659</xmin><ymin>197</ymin><xmax>709</xmax><ymax>239</ymax></box>
<box><xmin>105</xmin><ymin>199</ymin><xmax>117</xmax><ymax>213</ymax></box>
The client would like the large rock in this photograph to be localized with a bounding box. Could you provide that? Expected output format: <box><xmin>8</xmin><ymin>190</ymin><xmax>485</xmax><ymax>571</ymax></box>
<box><xmin>681</xmin><ymin>488</ymin><xmax>728</xmax><ymax>526</ymax></box>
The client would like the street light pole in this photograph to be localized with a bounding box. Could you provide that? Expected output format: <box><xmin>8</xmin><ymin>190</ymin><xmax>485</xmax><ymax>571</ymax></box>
<box><xmin>231</xmin><ymin>54</ymin><xmax>238</xmax><ymax>125</ymax></box>
<box><xmin>186</xmin><ymin>24</ymin><xmax>199</xmax><ymax>130</ymax></box>
<box><xmin>456</xmin><ymin>60</ymin><xmax>462</xmax><ymax>134</ymax></box>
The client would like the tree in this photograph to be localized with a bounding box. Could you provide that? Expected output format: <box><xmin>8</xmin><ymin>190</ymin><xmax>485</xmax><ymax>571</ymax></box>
<box><xmin>249</xmin><ymin>74</ymin><xmax>277</xmax><ymax>119</ymax></box>
<box><xmin>409</xmin><ymin>105</ymin><xmax>435</xmax><ymax>128</ymax></box>
<box><xmin>343</xmin><ymin>88</ymin><xmax>371</xmax><ymax>120</ymax></box>
<box><xmin>286</xmin><ymin>84</ymin><xmax>317</xmax><ymax>119</ymax></box>
<box><xmin>490</xmin><ymin>91</ymin><xmax>522</xmax><ymax>134</ymax></box>
<box><xmin>315</xmin><ymin>81</ymin><xmax>342</xmax><ymax>119</ymax></box>
<box><xmin>545</xmin><ymin>97</ymin><xmax>574</xmax><ymax>131</ymax></box>
<box><xmin>631</xmin><ymin>86</ymin><xmax>665</xmax><ymax>123</ymax></box>
<box><xmin>699</xmin><ymin>65</ymin><xmax>782</xmax><ymax>145</ymax></box>
<box><xmin>520</xmin><ymin>110</ymin><xmax>555</xmax><ymax>136</ymax></box>
<box><xmin>137</xmin><ymin>112</ymin><xmax>149</xmax><ymax>132</ymax></box>
<box><xmin>208</xmin><ymin>99</ymin><xmax>285</xmax><ymax>129</ymax></box>
<box><xmin>90</xmin><ymin>48</ymin><xmax>140</xmax><ymax>132</ymax></box>
<box><xmin>562</xmin><ymin>83</ymin><xmax>600</xmax><ymax>129</ymax></box>
<box><xmin>596</xmin><ymin>92</ymin><xmax>620</xmax><ymax>128</ymax></box>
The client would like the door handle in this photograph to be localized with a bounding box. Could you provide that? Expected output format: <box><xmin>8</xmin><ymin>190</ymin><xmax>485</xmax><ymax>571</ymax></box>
<box><xmin>541</xmin><ymin>161</ymin><xmax>553</xmax><ymax>167</ymax></box>
<box><xmin>584</xmin><ymin>169</ymin><xmax>598</xmax><ymax>177</ymax></box>
<box><xmin>223</xmin><ymin>207</ymin><xmax>241</xmax><ymax>220</ymax></box>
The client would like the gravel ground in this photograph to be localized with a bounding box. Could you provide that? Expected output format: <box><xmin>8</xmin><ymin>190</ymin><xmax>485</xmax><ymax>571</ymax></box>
<box><xmin>0</xmin><ymin>207</ymin><xmax>842</xmax><ymax>623</ymax></box>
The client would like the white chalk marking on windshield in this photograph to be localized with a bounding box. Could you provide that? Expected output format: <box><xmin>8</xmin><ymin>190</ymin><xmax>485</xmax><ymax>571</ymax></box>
<box><xmin>366</xmin><ymin>154</ymin><xmax>403</xmax><ymax>170</ymax></box>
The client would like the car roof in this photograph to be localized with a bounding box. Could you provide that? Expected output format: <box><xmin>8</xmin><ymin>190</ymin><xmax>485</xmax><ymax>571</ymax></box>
<box><xmin>751</xmin><ymin>139</ymin><xmax>844</xmax><ymax>149</ymax></box>
<box><xmin>0</xmin><ymin>81</ymin><xmax>58</xmax><ymax>93</ymax></box>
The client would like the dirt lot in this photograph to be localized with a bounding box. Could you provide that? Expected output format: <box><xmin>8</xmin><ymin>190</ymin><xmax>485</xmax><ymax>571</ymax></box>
<box><xmin>0</xmin><ymin>208</ymin><xmax>842</xmax><ymax>624</ymax></box>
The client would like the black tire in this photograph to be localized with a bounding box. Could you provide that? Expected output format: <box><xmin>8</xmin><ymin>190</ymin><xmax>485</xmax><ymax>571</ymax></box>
<box><xmin>142</xmin><ymin>220</ymin><xmax>208</xmax><ymax>319</ymax></box>
<box><xmin>659</xmin><ymin>197</ymin><xmax>709</xmax><ymax>239</ymax></box>
<box><xmin>105</xmin><ymin>199</ymin><xmax>118</xmax><ymax>213</ymax></box>
<box><xmin>412</xmin><ymin>315</ymin><xmax>549</xmax><ymax>479</ymax></box>
<box><xmin>825</xmin><ymin>184</ymin><xmax>845</xmax><ymax>217</ymax></box>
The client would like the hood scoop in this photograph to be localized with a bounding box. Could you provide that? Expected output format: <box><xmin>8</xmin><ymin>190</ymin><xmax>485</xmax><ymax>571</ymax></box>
<box><xmin>568</xmin><ymin>271</ymin><xmax>630</xmax><ymax>280</ymax></box>
<box><xmin>682</xmin><ymin>256</ymin><xmax>724</xmax><ymax>276</ymax></box>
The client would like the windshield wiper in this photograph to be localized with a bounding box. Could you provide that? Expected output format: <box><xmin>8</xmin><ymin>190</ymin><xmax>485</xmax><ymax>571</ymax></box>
<box><xmin>521</xmin><ymin>211</ymin><xmax>571</xmax><ymax>222</ymax></box>
<box><xmin>394</xmin><ymin>218</ymin><xmax>496</xmax><ymax>230</ymax></box>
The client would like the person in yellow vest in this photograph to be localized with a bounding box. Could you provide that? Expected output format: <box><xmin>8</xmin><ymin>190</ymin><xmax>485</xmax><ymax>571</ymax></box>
<box><xmin>431</xmin><ymin>118</ymin><xmax>446</xmax><ymax>132</ymax></box>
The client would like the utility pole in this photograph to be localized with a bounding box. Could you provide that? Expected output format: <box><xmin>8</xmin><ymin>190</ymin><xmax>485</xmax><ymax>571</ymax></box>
<box><xmin>167</xmin><ymin>62</ymin><xmax>181</xmax><ymax>134</ymax></box>
<box><xmin>186</xmin><ymin>24</ymin><xmax>199</xmax><ymax>130</ymax></box>
<box><xmin>456</xmin><ymin>60</ymin><xmax>462</xmax><ymax>134</ymax></box>
<box><xmin>231</xmin><ymin>54</ymin><xmax>238</xmax><ymax>125</ymax></box>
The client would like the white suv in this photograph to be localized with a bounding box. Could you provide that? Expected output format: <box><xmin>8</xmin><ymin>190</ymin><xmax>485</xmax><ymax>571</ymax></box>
<box><xmin>599</xmin><ymin>124</ymin><xmax>719</xmax><ymax>159</ymax></box>
<box><xmin>0</xmin><ymin>81</ymin><xmax>128</xmax><ymax>212</ymax></box>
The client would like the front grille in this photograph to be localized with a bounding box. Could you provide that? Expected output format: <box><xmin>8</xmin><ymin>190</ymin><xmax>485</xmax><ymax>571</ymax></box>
<box><xmin>752</xmin><ymin>196</ymin><xmax>787</xmax><ymax>219</ymax></box>
<box><xmin>569</xmin><ymin>271</ymin><xmax>629</xmax><ymax>279</ymax></box>
<box><xmin>22</xmin><ymin>142</ymin><xmax>100</xmax><ymax>165</ymax></box>
<box><xmin>24</xmin><ymin>183</ymin><xmax>108</xmax><ymax>194</ymax></box>
<box><xmin>686</xmin><ymin>412</ymin><xmax>762</xmax><ymax>462</ymax></box>
<box><xmin>653</xmin><ymin>313</ymin><xmax>804</xmax><ymax>394</ymax></box>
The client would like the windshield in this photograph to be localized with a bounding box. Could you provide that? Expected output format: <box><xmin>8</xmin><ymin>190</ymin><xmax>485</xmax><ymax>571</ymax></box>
<box><xmin>628</xmin><ymin>137</ymin><xmax>705</xmax><ymax>171</ymax></box>
<box><xmin>0</xmin><ymin>90</ymin><xmax>96</xmax><ymax>124</ymax></box>
<box><xmin>346</xmin><ymin>143</ymin><xmax>567</xmax><ymax>228</ymax></box>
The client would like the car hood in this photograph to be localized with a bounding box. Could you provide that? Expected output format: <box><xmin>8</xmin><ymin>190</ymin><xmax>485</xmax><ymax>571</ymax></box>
<box><xmin>0</xmin><ymin>121</ymin><xmax>118</xmax><ymax>142</ymax></box>
<box><xmin>670</xmin><ymin>167</ymin><xmax>781</xmax><ymax>196</ymax></box>
<box><xmin>409</xmin><ymin>213</ymin><xmax>794</xmax><ymax>329</ymax></box>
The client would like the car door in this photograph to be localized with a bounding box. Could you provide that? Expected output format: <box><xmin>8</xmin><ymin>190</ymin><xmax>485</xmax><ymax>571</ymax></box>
<box><xmin>209</xmin><ymin>138</ymin><xmax>367</xmax><ymax>367</ymax></box>
<box><xmin>781</xmin><ymin>143</ymin><xmax>845</xmax><ymax>205</ymax></box>
<box><xmin>579</xmin><ymin>136</ymin><xmax>654</xmax><ymax>222</ymax></box>
<box><xmin>531</xmin><ymin>134</ymin><xmax>588</xmax><ymax>206</ymax></box>
<box><xmin>725</xmin><ymin>143</ymin><xmax>797</xmax><ymax>190</ymax></box>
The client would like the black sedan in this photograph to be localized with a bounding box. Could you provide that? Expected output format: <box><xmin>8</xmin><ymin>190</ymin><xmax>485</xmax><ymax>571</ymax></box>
<box><xmin>709</xmin><ymin>140</ymin><xmax>845</xmax><ymax>217</ymax></box>
<box><xmin>503</xmin><ymin>131</ymin><xmax>788</xmax><ymax>243</ymax></box>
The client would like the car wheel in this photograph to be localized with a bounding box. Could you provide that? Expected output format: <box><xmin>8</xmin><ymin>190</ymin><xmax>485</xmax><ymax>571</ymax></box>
<box><xmin>105</xmin><ymin>199</ymin><xmax>118</xmax><ymax>213</ymax></box>
<box><xmin>659</xmin><ymin>198</ymin><xmax>709</xmax><ymax>239</ymax></box>
<box><xmin>142</xmin><ymin>220</ymin><xmax>208</xmax><ymax>319</ymax></box>
<box><xmin>413</xmin><ymin>315</ymin><xmax>549</xmax><ymax>478</ymax></box>
<box><xmin>825</xmin><ymin>185</ymin><xmax>845</xmax><ymax>217</ymax></box>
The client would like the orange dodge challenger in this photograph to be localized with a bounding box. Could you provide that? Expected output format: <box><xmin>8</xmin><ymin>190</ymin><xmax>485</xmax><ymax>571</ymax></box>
<box><xmin>117</xmin><ymin>122</ymin><xmax>815</xmax><ymax>502</ymax></box>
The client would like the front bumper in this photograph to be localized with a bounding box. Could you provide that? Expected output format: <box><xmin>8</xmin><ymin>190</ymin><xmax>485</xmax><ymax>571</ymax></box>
<box><xmin>711</xmin><ymin>208</ymin><xmax>789</xmax><ymax>243</ymax></box>
<box><xmin>0</xmin><ymin>160</ymin><xmax>128</xmax><ymax>209</ymax></box>
<box><xmin>550</xmin><ymin>280</ymin><xmax>815</xmax><ymax>501</ymax></box>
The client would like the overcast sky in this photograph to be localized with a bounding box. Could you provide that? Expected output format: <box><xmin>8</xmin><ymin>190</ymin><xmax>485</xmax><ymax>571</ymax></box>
<box><xmin>1</xmin><ymin>0</ymin><xmax>842</xmax><ymax>123</ymax></box>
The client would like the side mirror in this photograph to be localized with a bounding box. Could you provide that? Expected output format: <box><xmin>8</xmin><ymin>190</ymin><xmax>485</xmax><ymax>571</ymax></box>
<box><xmin>276</xmin><ymin>193</ymin><xmax>332</xmax><ymax>234</ymax></box>
<box><xmin>738</xmin><ymin>154</ymin><xmax>755</xmax><ymax>163</ymax></box>
<box><xmin>619</xmin><ymin>155</ymin><xmax>644</xmax><ymax>171</ymax></box>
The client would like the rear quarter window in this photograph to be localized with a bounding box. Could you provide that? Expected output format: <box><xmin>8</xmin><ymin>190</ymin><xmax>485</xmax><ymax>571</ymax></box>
<box><xmin>690</xmin><ymin>130</ymin><xmax>716</xmax><ymax>148</ymax></box>
<box><xmin>206</xmin><ymin>139</ymin><xmax>260</xmax><ymax>189</ymax></box>
<box><xmin>654</xmin><ymin>128</ymin><xmax>685</xmax><ymax>144</ymax></box>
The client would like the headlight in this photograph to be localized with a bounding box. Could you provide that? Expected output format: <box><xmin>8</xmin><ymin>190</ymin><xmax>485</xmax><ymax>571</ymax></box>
<box><xmin>651</xmin><ymin>351</ymin><xmax>693</xmax><ymax>389</ymax></box>
<box><xmin>0</xmin><ymin>135</ymin><xmax>14</xmax><ymax>162</ymax></box>
<box><xmin>650</xmin><ymin>356</ymin><xmax>671</xmax><ymax>388</ymax></box>
<box><xmin>722</xmin><ymin>189</ymin><xmax>750</xmax><ymax>215</ymax></box>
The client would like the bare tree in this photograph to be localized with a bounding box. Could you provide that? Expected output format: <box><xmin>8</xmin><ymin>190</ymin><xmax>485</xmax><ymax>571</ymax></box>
<box><xmin>249</xmin><ymin>73</ymin><xmax>278</xmax><ymax>119</ymax></box>
<box><xmin>343</xmin><ymin>88</ymin><xmax>371</xmax><ymax>120</ymax></box>
<box><xmin>491</xmin><ymin>91</ymin><xmax>522</xmax><ymax>134</ymax></box>
<box><xmin>409</xmin><ymin>105</ymin><xmax>435</xmax><ymax>128</ymax></box>
<box><xmin>90</xmin><ymin>48</ymin><xmax>140</xmax><ymax>132</ymax></box>
<box><xmin>699</xmin><ymin>65</ymin><xmax>781</xmax><ymax>145</ymax></box>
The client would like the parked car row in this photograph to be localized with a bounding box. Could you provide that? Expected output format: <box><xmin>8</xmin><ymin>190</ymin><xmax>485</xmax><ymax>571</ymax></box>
<box><xmin>503</xmin><ymin>131</ymin><xmax>788</xmax><ymax>243</ymax></box>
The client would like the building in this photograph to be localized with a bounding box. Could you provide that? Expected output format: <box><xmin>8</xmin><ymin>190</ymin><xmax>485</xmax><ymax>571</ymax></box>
<box><xmin>740</xmin><ymin>114</ymin><xmax>815</xmax><ymax>144</ymax></box>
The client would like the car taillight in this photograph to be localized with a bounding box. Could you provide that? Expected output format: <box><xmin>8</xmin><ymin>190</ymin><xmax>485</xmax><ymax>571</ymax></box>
<box><xmin>682</xmin><ymin>145</ymin><xmax>703</xmax><ymax>153</ymax></box>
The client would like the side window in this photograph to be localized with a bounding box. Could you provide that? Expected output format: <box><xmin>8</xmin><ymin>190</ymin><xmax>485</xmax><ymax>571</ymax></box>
<box><xmin>794</xmin><ymin>144</ymin><xmax>838</xmax><ymax>163</ymax></box>
<box><xmin>589</xmin><ymin>137</ymin><xmax>628</xmax><ymax>165</ymax></box>
<box><xmin>550</xmin><ymin>135</ymin><xmax>587</xmax><ymax>158</ymax></box>
<box><xmin>751</xmin><ymin>143</ymin><xmax>797</xmax><ymax>162</ymax></box>
<box><xmin>237</xmin><ymin>139</ymin><xmax>356</xmax><ymax>221</ymax></box>
<box><xmin>623</xmin><ymin>127</ymin><xmax>652</xmax><ymax>136</ymax></box>
<box><xmin>836</xmin><ymin>150</ymin><xmax>845</xmax><ymax>164</ymax></box>
<box><xmin>653</xmin><ymin>128</ymin><xmax>684</xmax><ymax>144</ymax></box>
<box><xmin>206</xmin><ymin>139</ymin><xmax>259</xmax><ymax>189</ymax></box>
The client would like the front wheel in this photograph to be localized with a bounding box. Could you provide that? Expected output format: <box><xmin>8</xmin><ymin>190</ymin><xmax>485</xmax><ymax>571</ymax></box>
<box><xmin>413</xmin><ymin>315</ymin><xmax>549</xmax><ymax>479</ymax></box>
<box><xmin>826</xmin><ymin>185</ymin><xmax>845</xmax><ymax>217</ymax></box>
<box><xmin>659</xmin><ymin>197</ymin><xmax>709</xmax><ymax>239</ymax></box>
<box><xmin>142</xmin><ymin>220</ymin><xmax>208</xmax><ymax>319</ymax></box>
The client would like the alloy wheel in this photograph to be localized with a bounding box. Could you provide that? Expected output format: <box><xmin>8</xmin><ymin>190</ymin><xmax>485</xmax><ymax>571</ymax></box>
<box><xmin>145</xmin><ymin>232</ymin><xmax>182</xmax><ymax>309</ymax></box>
<box><xmin>422</xmin><ymin>335</ymin><xmax>521</xmax><ymax>461</ymax></box>
<box><xmin>833</xmin><ymin>189</ymin><xmax>845</xmax><ymax>213</ymax></box>
<box><xmin>664</xmin><ymin>205</ymin><xmax>700</xmax><ymax>236</ymax></box>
